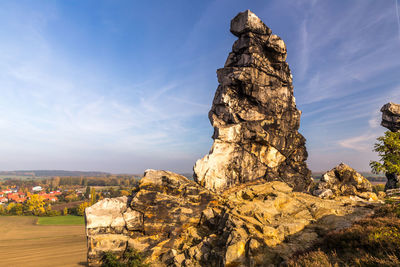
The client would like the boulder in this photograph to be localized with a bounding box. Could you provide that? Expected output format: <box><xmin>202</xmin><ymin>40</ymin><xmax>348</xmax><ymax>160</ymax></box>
<box><xmin>385</xmin><ymin>172</ymin><xmax>400</xmax><ymax>191</ymax></box>
<box><xmin>313</xmin><ymin>163</ymin><xmax>376</xmax><ymax>200</ymax></box>
<box><xmin>193</xmin><ymin>10</ymin><xmax>312</xmax><ymax>193</ymax></box>
<box><xmin>381</xmin><ymin>102</ymin><xmax>400</xmax><ymax>132</ymax></box>
<box><xmin>230</xmin><ymin>10</ymin><xmax>271</xmax><ymax>37</ymax></box>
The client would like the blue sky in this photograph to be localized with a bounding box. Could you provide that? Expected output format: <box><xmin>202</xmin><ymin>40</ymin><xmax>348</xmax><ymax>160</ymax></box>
<box><xmin>0</xmin><ymin>0</ymin><xmax>399</xmax><ymax>173</ymax></box>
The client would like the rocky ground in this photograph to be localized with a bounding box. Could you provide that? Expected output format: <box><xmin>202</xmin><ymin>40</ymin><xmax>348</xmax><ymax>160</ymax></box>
<box><xmin>86</xmin><ymin>170</ymin><xmax>381</xmax><ymax>267</ymax></box>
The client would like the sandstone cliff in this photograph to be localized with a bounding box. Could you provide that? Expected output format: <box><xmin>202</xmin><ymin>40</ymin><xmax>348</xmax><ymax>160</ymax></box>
<box><xmin>193</xmin><ymin>10</ymin><xmax>311</xmax><ymax>193</ymax></box>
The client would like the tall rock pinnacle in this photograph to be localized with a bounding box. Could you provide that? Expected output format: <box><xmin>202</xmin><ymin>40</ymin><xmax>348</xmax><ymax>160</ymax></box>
<box><xmin>193</xmin><ymin>10</ymin><xmax>312</xmax><ymax>193</ymax></box>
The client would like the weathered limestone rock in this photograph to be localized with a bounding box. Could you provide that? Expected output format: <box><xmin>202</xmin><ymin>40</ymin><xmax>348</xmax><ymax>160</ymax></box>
<box><xmin>86</xmin><ymin>197</ymin><xmax>131</xmax><ymax>265</ymax></box>
<box><xmin>85</xmin><ymin>169</ymin><xmax>217</xmax><ymax>266</ymax></box>
<box><xmin>86</xmin><ymin>171</ymin><xmax>378</xmax><ymax>266</ymax></box>
<box><xmin>381</xmin><ymin>102</ymin><xmax>400</xmax><ymax>132</ymax></box>
<box><xmin>313</xmin><ymin>163</ymin><xmax>376</xmax><ymax>200</ymax></box>
<box><xmin>193</xmin><ymin>10</ymin><xmax>312</xmax><ymax>193</ymax></box>
<box><xmin>206</xmin><ymin>182</ymin><xmax>376</xmax><ymax>266</ymax></box>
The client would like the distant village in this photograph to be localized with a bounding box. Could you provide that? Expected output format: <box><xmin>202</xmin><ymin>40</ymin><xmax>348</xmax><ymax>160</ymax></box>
<box><xmin>0</xmin><ymin>186</ymin><xmax>62</xmax><ymax>205</ymax></box>
<box><xmin>0</xmin><ymin>175</ymin><xmax>139</xmax><ymax>215</ymax></box>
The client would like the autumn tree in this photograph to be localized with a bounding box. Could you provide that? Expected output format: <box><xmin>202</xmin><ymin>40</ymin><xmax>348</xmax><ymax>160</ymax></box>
<box><xmin>25</xmin><ymin>194</ymin><xmax>46</xmax><ymax>216</ymax></box>
<box><xmin>77</xmin><ymin>201</ymin><xmax>91</xmax><ymax>216</ymax></box>
<box><xmin>5</xmin><ymin>203</ymin><xmax>24</xmax><ymax>215</ymax></box>
<box><xmin>90</xmin><ymin>188</ymin><xmax>96</xmax><ymax>205</ymax></box>
<box><xmin>51</xmin><ymin>176</ymin><xmax>60</xmax><ymax>188</ymax></box>
<box><xmin>85</xmin><ymin>186</ymin><xmax>91</xmax><ymax>199</ymax></box>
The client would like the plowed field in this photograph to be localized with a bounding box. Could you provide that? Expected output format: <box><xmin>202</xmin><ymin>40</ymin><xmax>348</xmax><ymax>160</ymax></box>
<box><xmin>0</xmin><ymin>216</ymin><xmax>86</xmax><ymax>267</ymax></box>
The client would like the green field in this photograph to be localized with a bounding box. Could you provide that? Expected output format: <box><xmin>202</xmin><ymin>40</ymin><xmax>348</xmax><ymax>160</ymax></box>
<box><xmin>37</xmin><ymin>215</ymin><xmax>85</xmax><ymax>225</ymax></box>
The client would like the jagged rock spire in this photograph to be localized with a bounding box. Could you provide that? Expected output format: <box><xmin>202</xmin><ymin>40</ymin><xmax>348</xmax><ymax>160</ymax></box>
<box><xmin>193</xmin><ymin>10</ymin><xmax>312</xmax><ymax>193</ymax></box>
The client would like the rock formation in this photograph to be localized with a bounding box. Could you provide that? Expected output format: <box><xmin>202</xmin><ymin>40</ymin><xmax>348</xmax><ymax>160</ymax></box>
<box><xmin>381</xmin><ymin>102</ymin><xmax>400</xmax><ymax>190</ymax></box>
<box><xmin>381</xmin><ymin>102</ymin><xmax>400</xmax><ymax>132</ymax></box>
<box><xmin>193</xmin><ymin>10</ymin><xmax>311</xmax><ymax>193</ymax></box>
<box><xmin>86</xmin><ymin>169</ymin><xmax>217</xmax><ymax>266</ymax></box>
<box><xmin>86</xmin><ymin>170</ymin><xmax>377</xmax><ymax>266</ymax></box>
<box><xmin>85</xmin><ymin>11</ymin><xmax>384</xmax><ymax>267</ymax></box>
<box><xmin>313</xmin><ymin>163</ymin><xmax>377</xmax><ymax>201</ymax></box>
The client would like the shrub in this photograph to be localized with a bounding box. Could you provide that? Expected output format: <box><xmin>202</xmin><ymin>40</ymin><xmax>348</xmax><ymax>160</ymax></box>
<box><xmin>372</xmin><ymin>184</ymin><xmax>385</xmax><ymax>194</ymax></box>
<box><xmin>101</xmin><ymin>249</ymin><xmax>148</xmax><ymax>267</ymax></box>
<box><xmin>101</xmin><ymin>252</ymin><xmax>122</xmax><ymax>267</ymax></box>
<box><xmin>77</xmin><ymin>201</ymin><xmax>91</xmax><ymax>216</ymax></box>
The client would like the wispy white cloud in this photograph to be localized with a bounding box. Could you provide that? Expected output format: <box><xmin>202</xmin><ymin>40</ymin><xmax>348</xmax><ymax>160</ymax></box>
<box><xmin>291</xmin><ymin>0</ymin><xmax>398</xmax><ymax>105</ymax></box>
<box><xmin>0</xmin><ymin>3</ymin><xmax>214</xmax><ymax>172</ymax></box>
<box><xmin>338</xmin><ymin>133</ymin><xmax>378</xmax><ymax>151</ymax></box>
<box><xmin>297</xmin><ymin>19</ymin><xmax>309</xmax><ymax>80</ymax></box>
<box><xmin>395</xmin><ymin>0</ymin><xmax>400</xmax><ymax>42</ymax></box>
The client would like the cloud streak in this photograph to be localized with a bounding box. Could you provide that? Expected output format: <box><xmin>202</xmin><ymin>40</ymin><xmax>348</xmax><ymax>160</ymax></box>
<box><xmin>396</xmin><ymin>0</ymin><xmax>400</xmax><ymax>42</ymax></box>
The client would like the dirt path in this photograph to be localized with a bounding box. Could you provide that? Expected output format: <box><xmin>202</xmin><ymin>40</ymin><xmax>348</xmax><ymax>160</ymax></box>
<box><xmin>0</xmin><ymin>216</ymin><xmax>86</xmax><ymax>267</ymax></box>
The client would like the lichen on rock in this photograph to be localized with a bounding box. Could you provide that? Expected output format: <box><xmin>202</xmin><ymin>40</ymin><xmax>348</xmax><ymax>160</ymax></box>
<box><xmin>193</xmin><ymin>10</ymin><xmax>312</xmax><ymax>193</ymax></box>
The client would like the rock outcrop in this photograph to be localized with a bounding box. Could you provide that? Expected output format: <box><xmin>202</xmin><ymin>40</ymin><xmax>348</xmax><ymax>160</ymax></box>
<box><xmin>86</xmin><ymin>170</ymin><xmax>377</xmax><ymax>266</ymax></box>
<box><xmin>193</xmin><ymin>10</ymin><xmax>311</xmax><ymax>193</ymax></box>
<box><xmin>86</xmin><ymin>169</ymin><xmax>217</xmax><ymax>266</ymax></box>
<box><xmin>380</xmin><ymin>102</ymin><xmax>400</xmax><ymax>190</ymax></box>
<box><xmin>313</xmin><ymin>163</ymin><xmax>377</xmax><ymax>201</ymax></box>
<box><xmin>381</xmin><ymin>102</ymin><xmax>400</xmax><ymax>132</ymax></box>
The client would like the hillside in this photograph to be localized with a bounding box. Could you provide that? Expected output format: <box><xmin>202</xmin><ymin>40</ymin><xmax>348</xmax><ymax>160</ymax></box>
<box><xmin>0</xmin><ymin>170</ymin><xmax>110</xmax><ymax>177</ymax></box>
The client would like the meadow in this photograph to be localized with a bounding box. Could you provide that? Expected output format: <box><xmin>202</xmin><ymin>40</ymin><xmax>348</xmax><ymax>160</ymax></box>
<box><xmin>37</xmin><ymin>215</ymin><xmax>85</xmax><ymax>225</ymax></box>
<box><xmin>0</xmin><ymin>216</ymin><xmax>86</xmax><ymax>267</ymax></box>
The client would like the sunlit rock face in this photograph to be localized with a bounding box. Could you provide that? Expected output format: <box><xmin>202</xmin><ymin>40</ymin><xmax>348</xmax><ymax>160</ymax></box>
<box><xmin>194</xmin><ymin>10</ymin><xmax>312</xmax><ymax>193</ymax></box>
<box><xmin>85</xmin><ymin>169</ymin><xmax>217</xmax><ymax>266</ymax></box>
<box><xmin>85</xmin><ymin>170</ymin><xmax>376</xmax><ymax>267</ymax></box>
<box><xmin>381</xmin><ymin>102</ymin><xmax>400</xmax><ymax>132</ymax></box>
<box><xmin>313</xmin><ymin>163</ymin><xmax>377</xmax><ymax>201</ymax></box>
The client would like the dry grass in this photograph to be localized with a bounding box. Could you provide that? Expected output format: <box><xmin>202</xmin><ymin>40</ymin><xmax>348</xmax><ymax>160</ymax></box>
<box><xmin>287</xmin><ymin>202</ymin><xmax>400</xmax><ymax>267</ymax></box>
<box><xmin>0</xmin><ymin>216</ymin><xmax>86</xmax><ymax>267</ymax></box>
